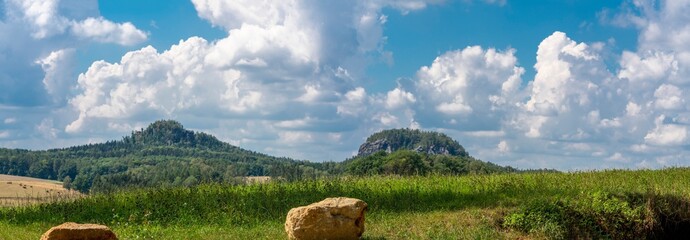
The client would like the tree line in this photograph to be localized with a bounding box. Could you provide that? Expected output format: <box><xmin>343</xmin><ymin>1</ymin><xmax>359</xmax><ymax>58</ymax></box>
<box><xmin>0</xmin><ymin>120</ymin><xmax>524</xmax><ymax>193</ymax></box>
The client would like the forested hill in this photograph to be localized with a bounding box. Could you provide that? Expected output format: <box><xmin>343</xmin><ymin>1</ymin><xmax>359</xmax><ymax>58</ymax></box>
<box><xmin>57</xmin><ymin>120</ymin><xmax>247</xmax><ymax>157</ymax></box>
<box><xmin>0</xmin><ymin>120</ymin><xmax>336</xmax><ymax>193</ymax></box>
<box><xmin>358</xmin><ymin>128</ymin><xmax>468</xmax><ymax>157</ymax></box>
<box><xmin>0</xmin><ymin>121</ymin><xmax>527</xmax><ymax>193</ymax></box>
<box><xmin>345</xmin><ymin>128</ymin><xmax>517</xmax><ymax>176</ymax></box>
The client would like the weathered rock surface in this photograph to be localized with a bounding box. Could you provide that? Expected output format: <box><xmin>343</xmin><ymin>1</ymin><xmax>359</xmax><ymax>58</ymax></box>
<box><xmin>40</xmin><ymin>222</ymin><xmax>118</xmax><ymax>240</ymax></box>
<box><xmin>357</xmin><ymin>138</ymin><xmax>394</xmax><ymax>156</ymax></box>
<box><xmin>285</xmin><ymin>197</ymin><xmax>368</xmax><ymax>240</ymax></box>
<box><xmin>357</xmin><ymin>129</ymin><xmax>468</xmax><ymax>157</ymax></box>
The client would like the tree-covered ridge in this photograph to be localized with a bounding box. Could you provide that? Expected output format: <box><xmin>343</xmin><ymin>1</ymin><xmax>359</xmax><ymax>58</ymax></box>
<box><xmin>358</xmin><ymin>128</ymin><xmax>468</xmax><ymax>157</ymax></box>
<box><xmin>349</xmin><ymin>129</ymin><xmax>517</xmax><ymax>176</ymax></box>
<box><xmin>57</xmin><ymin>120</ymin><xmax>232</xmax><ymax>155</ymax></box>
<box><xmin>0</xmin><ymin>120</ymin><xmax>525</xmax><ymax>194</ymax></box>
<box><xmin>345</xmin><ymin>150</ymin><xmax>515</xmax><ymax>176</ymax></box>
<box><xmin>0</xmin><ymin>120</ymin><xmax>338</xmax><ymax>193</ymax></box>
<box><xmin>124</xmin><ymin>120</ymin><xmax>225</xmax><ymax>149</ymax></box>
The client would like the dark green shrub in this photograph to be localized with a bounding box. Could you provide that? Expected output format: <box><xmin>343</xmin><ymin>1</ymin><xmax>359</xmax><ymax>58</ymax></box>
<box><xmin>503</xmin><ymin>200</ymin><xmax>568</xmax><ymax>239</ymax></box>
<box><xmin>504</xmin><ymin>191</ymin><xmax>690</xmax><ymax>239</ymax></box>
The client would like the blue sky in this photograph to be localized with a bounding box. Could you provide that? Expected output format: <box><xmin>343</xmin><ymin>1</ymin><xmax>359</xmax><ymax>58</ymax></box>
<box><xmin>1</xmin><ymin>0</ymin><xmax>690</xmax><ymax>170</ymax></box>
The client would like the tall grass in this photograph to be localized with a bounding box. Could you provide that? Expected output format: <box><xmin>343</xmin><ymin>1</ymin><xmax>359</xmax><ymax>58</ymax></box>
<box><xmin>1</xmin><ymin>168</ymin><xmax>689</xmax><ymax>239</ymax></box>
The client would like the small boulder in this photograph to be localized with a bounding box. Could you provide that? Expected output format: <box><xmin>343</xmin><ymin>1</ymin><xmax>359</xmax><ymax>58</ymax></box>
<box><xmin>285</xmin><ymin>197</ymin><xmax>368</xmax><ymax>240</ymax></box>
<box><xmin>41</xmin><ymin>222</ymin><xmax>118</xmax><ymax>240</ymax></box>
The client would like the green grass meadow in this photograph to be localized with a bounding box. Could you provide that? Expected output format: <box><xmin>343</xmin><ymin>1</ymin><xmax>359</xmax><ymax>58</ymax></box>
<box><xmin>2</xmin><ymin>168</ymin><xmax>690</xmax><ymax>239</ymax></box>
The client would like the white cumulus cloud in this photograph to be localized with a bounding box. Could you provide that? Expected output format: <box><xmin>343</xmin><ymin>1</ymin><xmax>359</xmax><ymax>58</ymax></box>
<box><xmin>7</xmin><ymin>0</ymin><xmax>147</xmax><ymax>44</ymax></box>
<box><xmin>60</xmin><ymin>0</ymin><xmax>446</xmax><ymax>161</ymax></box>
<box><xmin>414</xmin><ymin>46</ymin><xmax>524</xmax><ymax>130</ymax></box>
<box><xmin>36</xmin><ymin>48</ymin><xmax>75</xmax><ymax>103</ymax></box>
<box><xmin>7</xmin><ymin>0</ymin><xmax>690</xmax><ymax>171</ymax></box>
<box><xmin>0</xmin><ymin>0</ymin><xmax>148</xmax><ymax>108</ymax></box>
<box><xmin>70</xmin><ymin>17</ymin><xmax>148</xmax><ymax>45</ymax></box>
<box><xmin>644</xmin><ymin>115</ymin><xmax>688</xmax><ymax>146</ymax></box>
<box><xmin>385</xmin><ymin>87</ymin><xmax>416</xmax><ymax>109</ymax></box>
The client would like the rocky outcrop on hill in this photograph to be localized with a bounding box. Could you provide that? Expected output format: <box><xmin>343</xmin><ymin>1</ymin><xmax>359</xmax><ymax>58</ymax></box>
<box><xmin>41</xmin><ymin>222</ymin><xmax>117</xmax><ymax>240</ymax></box>
<box><xmin>357</xmin><ymin>128</ymin><xmax>468</xmax><ymax>157</ymax></box>
<box><xmin>358</xmin><ymin>138</ymin><xmax>395</xmax><ymax>156</ymax></box>
<box><xmin>285</xmin><ymin>197</ymin><xmax>368</xmax><ymax>240</ymax></box>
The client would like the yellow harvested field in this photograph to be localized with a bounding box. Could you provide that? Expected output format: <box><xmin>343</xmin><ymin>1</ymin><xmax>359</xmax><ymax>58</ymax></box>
<box><xmin>244</xmin><ymin>176</ymin><xmax>271</xmax><ymax>184</ymax></box>
<box><xmin>0</xmin><ymin>174</ymin><xmax>81</xmax><ymax>207</ymax></box>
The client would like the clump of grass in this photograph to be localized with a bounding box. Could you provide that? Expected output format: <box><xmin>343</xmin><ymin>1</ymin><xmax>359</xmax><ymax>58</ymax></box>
<box><xmin>503</xmin><ymin>190</ymin><xmax>690</xmax><ymax>239</ymax></box>
<box><xmin>502</xmin><ymin>199</ymin><xmax>569</xmax><ymax>239</ymax></box>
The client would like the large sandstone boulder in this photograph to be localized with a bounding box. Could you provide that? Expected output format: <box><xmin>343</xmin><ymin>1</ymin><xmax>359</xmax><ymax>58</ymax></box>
<box><xmin>285</xmin><ymin>197</ymin><xmax>368</xmax><ymax>240</ymax></box>
<box><xmin>40</xmin><ymin>222</ymin><xmax>118</xmax><ymax>240</ymax></box>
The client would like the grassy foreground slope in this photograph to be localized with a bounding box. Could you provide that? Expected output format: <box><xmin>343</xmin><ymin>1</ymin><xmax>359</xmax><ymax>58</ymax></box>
<box><xmin>1</xmin><ymin>168</ymin><xmax>690</xmax><ymax>239</ymax></box>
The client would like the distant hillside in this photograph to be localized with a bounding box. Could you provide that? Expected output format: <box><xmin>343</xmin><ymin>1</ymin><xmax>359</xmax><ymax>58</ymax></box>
<box><xmin>358</xmin><ymin>129</ymin><xmax>468</xmax><ymax>157</ymax></box>
<box><xmin>54</xmin><ymin>120</ymin><xmax>241</xmax><ymax>157</ymax></box>
<box><xmin>346</xmin><ymin>129</ymin><xmax>515</xmax><ymax>176</ymax></box>
<box><xmin>127</xmin><ymin>120</ymin><xmax>226</xmax><ymax>149</ymax></box>
<box><xmin>0</xmin><ymin>122</ymin><xmax>524</xmax><ymax>193</ymax></box>
<box><xmin>0</xmin><ymin>120</ymin><xmax>334</xmax><ymax>193</ymax></box>
<box><xmin>0</xmin><ymin>174</ymin><xmax>80</xmax><ymax>206</ymax></box>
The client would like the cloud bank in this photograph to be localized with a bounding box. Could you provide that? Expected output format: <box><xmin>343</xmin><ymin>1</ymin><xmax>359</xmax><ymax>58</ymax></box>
<box><xmin>2</xmin><ymin>0</ymin><xmax>690</xmax><ymax>170</ymax></box>
<box><xmin>0</xmin><ymin>0</ymin><xmax>147</xmax><ymax>107</ymax></box>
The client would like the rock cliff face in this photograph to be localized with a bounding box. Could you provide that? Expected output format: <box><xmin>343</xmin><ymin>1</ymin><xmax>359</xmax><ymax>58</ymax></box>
<box><xmin>357</xmin><ymin>139</ymin><xmax>394</xmax><ymax>157</ymax></box>
<box><xmin>357</xmin><ymin>129</ymin><xmax>468</xmax><ymax>157</ymax></box>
